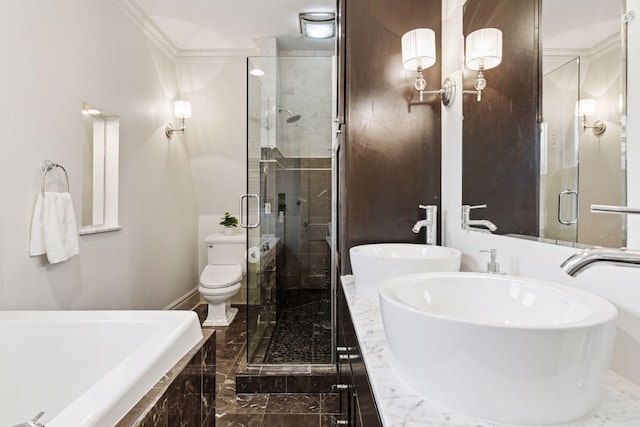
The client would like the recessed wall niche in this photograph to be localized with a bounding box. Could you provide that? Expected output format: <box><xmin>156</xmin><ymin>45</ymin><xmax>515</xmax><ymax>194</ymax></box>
<box><xmin>81</xmin><ymin>102</ymin><xmax>121</xmax><ymax>235</ymax></box>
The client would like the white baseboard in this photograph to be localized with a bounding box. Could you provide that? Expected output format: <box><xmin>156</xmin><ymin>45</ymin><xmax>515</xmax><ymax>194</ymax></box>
<box><xmin>164</xmin><ymin>287</ymin><xmax>201</xmax><ymax>310</ymax></box>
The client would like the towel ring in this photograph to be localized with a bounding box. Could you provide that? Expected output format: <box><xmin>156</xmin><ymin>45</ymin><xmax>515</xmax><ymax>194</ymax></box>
<box><xmin>41</xmin><ymin>159</ymin><xmax>70</xmax><ymax>194</ymax></box>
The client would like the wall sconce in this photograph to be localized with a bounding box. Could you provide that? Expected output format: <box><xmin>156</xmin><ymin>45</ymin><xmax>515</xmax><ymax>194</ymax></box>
<box><xmin>463</xmin><ymin>28</ymin><xmax>502</xmax><ymax>102</ymax></box>
<box><xmin>401</xmin><ymin>28</ymin><xmax>455</xmax><ymax>106</ymax></box>
<box><xmin>576</xmin><ymin>99</ymin><xmax>606</xmax><ymax>135</ymax></box>
<box><xmin>165</xmin><ymin>100</ymin><xmax>192</xmax><ymax>138</ymax></box>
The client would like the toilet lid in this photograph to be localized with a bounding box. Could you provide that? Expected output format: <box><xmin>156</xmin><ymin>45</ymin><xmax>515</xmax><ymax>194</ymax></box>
<box><xmin>200</xmin><ymin>264</ymin><xmax>243</xmax><ymax>289</ymax></box>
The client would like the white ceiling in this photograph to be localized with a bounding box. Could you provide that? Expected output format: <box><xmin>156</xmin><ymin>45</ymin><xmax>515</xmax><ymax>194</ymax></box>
<box><xmin>132</xmin><ymin>0</ymin><xmax>623</xmax><ymax>53</ymax></box>
<box><xmin>132</xmin><ymin>0</ymin><xmax>336</xmax><ymax>52</ymax></box>
<box><xmin>542</xmin><ymin>0</ymin><xmax>621</xmax><ymax>50</ymax></box>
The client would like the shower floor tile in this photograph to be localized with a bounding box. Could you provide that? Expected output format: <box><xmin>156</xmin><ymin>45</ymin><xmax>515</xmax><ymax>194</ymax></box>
<box><xmin>264</xmin><ymin>299</ymin><xmax>332</xmax><ymax>364</ymax></box>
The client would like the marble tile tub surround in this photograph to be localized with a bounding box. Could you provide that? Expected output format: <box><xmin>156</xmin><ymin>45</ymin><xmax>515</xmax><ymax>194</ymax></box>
<box><xmin>341</xmin><ymin>276</ymin><xmax>640</xmax><ymax>426</ymax></box>
<box><xmin>117</xmin><ymin>329</ymin><xmax>216</xmax><ymax>427</ymax></box>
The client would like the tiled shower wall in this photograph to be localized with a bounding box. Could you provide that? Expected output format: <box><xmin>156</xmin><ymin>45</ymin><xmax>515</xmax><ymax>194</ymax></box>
<box><xmin>277</xmin><ymin>158</ymin><xmax>332</xmax><ymax>307</ymax></box>
<box><xmin>277</xmin><ymin>53</ymin><xmax>333</xmax><ymax>159</ymax></box>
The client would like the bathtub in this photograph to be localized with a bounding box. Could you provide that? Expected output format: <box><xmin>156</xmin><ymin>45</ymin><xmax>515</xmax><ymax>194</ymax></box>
<box><xmin>0</xmin><ymin>310</ymin><xmax>203</xmax><ymax>427</ymax></box>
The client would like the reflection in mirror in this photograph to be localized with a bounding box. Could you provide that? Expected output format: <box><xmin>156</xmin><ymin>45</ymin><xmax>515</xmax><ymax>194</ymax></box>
<box><xmin>462</xmin><ymin>0</ymin><xmax>628</xmax><ymax>249</ymax></box>
<box><xmin>540</xmin><ymin>0</ymin><xmax>626</xmax><ymax>247</ymax></box>
<box><xmin>81</xmin><ymin>103</ymin><xmax>120</xmax><ymax>234</ymax></box>
<box><xmin>462</xmin><ymin>0</ymin><xmax>540</xmax><ymax>238</ymax></box>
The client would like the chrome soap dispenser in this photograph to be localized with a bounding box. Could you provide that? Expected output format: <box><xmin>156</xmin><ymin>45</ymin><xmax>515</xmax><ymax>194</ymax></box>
<box><xmin>480</xmin><ymin>248</ymin><xmax>505</xmax><ymax>274</ymax></box>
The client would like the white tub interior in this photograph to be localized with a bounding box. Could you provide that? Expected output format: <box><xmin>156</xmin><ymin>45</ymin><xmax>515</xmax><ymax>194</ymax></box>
<box><xmin>0</xmin><ymin>310</ymin><xmax>203</xmax><ymax>427</ymax></box>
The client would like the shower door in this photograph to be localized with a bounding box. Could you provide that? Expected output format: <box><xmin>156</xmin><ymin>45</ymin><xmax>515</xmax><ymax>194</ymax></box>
<box><xmin>245</xmin><ymin>57</ymin><xmax>277</xmax><ymax>364</ymax></box>
<box><xmin>245</xmin><ymin>56</ymin><xmax>335</xmax><ymax>366</ymax></box>
<box><xmin>538</xmin><ymin>0</ymin><xmax>629</xmax><ymax>247</ymax></box>
<box><xmin>539</xmin><ymin>58</ymin><xmax>580</xmax><ymax>243</ymax></box>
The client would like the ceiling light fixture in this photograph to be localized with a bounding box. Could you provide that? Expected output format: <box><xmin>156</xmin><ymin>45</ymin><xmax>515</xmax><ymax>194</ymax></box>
<box><xmin>299</xmin><ymin>12</ymin><xmax>335</xmax><ymax>39</ymax></box>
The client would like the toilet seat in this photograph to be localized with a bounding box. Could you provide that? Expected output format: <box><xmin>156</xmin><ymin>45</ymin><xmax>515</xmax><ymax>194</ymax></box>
<box><xmin>200</xmin><ymin>264</ymin><xmax>242</xmax><ymax>289</ymax></box>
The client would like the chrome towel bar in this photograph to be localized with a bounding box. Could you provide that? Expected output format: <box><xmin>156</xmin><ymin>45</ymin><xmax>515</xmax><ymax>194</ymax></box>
<box><xmin>41</xmin><ymin>158</ymin><xmax>70</xmax><ymax>194</ymax></box>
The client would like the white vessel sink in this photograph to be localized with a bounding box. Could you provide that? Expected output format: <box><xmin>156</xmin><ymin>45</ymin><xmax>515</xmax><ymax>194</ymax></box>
<box><xmin>379</xmin><ymin>272</ymin><xmax>617</xmax><ymax>425</ymax></box>
<box><xmin>349</xmin><ymin>243</ymin><xmax>461</xmax><ymax>298</ymax></box>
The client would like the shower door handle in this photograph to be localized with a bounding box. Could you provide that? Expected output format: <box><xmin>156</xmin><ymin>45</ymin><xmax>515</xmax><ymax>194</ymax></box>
<box><xmin>240</xmin><ymin>194</ymin><xmax>261</xmax><ymax>229</ymax></box>
<box><xmin>558</xmin><ymin>190</ymin><xmax>579</xmax><ymax>225</ymax></box>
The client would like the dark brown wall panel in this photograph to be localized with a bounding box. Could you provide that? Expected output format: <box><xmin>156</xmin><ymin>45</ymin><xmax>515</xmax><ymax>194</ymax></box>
<box><xmin>462</xmin><ymin>0</ymin><xmax>540</xmax><ymax>236</ymax></box>
<box><xmin>340</xmin><ymin>0</ymin><xmax>442</xmax><ymax>272</ymax></box>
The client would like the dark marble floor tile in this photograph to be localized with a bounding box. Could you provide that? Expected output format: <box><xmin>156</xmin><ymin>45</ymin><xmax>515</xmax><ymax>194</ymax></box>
<box><xmin>207</xmin><ymin>304</ymin><xmax>340</xmax><ymax>426</ymax></box>
<box><xmin>217</xmin><ymin>343</ymin><xmax>245</xmax><ymax>362</ymax></box>
<box><xmin>236</xmin><ymin>374</ymin><xmax>286</xmax><ymax>394</ymax></box>
<box><xmin>217</xmin><ymin>360</ymin><xmax>240</xmax><ymax>378</ymax></box>
<box><xmin>320</xmin><ymin>414</ymin><xmax>340</xmax><ymax>426</ymax></box>
<box><xmin>306</xmin><ymin>374</ymin><xmax>338</xmax><ymax>393</ymax></box>
<box><xmin>265</xmin><ymin>393</ymin><xmax>321</xmax><ymax>414</ymax></box>
<box><xmin>215</xmin><ymin>413</ymin><xmax>264</xmax><ymax>427</ymax></box>
<box><xmin>261</xmin><ymin>413</ymin><xmax>320</xmax><ymax>427</ymax></box>
<box><xmin>216</xmin><ymin>392</ymin><xmax>269</xmax><ymax>415</ymax></box>
<box><xmin>286</xmin><ymin>375</ymin><xmax>313</xmax><ymax>393</ymax></box>
<box><xmin>194</xmin><ymin>304</ymin><xmax>207</xmax><ymax>324</ymax></box>
<box><xmin>286</xmin><ymin>374</ymin><xmax>336</xmax><ymax>393</ymax></box>
<box><xmin>217</xmin><ymin>371</ymin><xmax>238</xmax><ymax>397</ymax></box>
<box><xmin>319</xmin><ymin>393</ymin><xmax>340</xmax><ymax>415</ymax></box>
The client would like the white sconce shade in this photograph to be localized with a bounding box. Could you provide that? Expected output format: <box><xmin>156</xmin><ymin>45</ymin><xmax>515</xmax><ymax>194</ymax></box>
<box><xmin>465</xmin><ymin>28</ymin><xmax>503</xmax><ymax>71</ymax></box>
<box><xmin>400</xmin><ymin>27</ymin><xmax>454</xmax><ymax>106</ymax></box>
<box><xmin>576</xmin><ymin>99</ymin><xmax>596</xmax><ymax>117</ymax></box>
<box><xmin>576</xmin><ymin>99</ymin><xmax>606</xmax><ymax>135</ymax></box>
<box><xmin>401</xmin><ymin>28</ymin><xmax>436</xmax><ymax>71</ymax></box>
<box><xmin>166</xmin><ymin>100</ymin><xmax>192</xmax><ymax>138</ymax></box>
<box><xmin>174</xmin><ymin>100</ymin><xmax>192</xmax><ymax>119</ymax></box>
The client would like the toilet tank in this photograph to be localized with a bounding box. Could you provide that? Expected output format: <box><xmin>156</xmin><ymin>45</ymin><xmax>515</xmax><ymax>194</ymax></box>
<box><xmin>204</xmin><ymin>233</ymin><xmax>246</xmax><ymax>269</ymax></box>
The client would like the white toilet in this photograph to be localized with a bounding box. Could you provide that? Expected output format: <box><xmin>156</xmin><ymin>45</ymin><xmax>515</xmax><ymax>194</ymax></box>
<box><xmin>199</xmin><ymin>233</ymin><xmax>245</xmax><ymax>327</ymax></box>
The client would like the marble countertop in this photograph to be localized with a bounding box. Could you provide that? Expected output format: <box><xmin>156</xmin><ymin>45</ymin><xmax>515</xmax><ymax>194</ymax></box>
<box><xmin>341</xmin><ymin>276</ymin><xmax>640</xmax><ymax>427</ymax></box>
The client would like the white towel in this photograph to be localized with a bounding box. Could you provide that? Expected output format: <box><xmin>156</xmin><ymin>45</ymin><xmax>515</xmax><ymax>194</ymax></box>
<box><xmin>29</xmin><ymin>192</ymin><xmax>46</xmax><ymax>256</ymax></box>
<box><xmin>29</xmin><ymin>192</ymin><xmax>79</xmax><ymax>264</ymax></box>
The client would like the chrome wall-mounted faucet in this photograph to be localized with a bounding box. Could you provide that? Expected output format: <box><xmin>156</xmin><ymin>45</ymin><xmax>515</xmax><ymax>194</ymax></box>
<box><xmin>14</xmin><ymin>412</ymin><xmax>45</xmax><ymax>427</ymax></box>
<box><xmin>561</xmin><ymin>204</ymin><xmax>640</xmax><ymax>276</ymax></box>
<box><xmin>462</xmin><ymin>204</ymin><xmax>497</xmax><ymax>232</ymax></box>
<box><xmin>561</xmin><ymin>248</ymin><xmax>640</xmax><ymax>276</ymax></box>
<box><xmin>412</xmin><ymin>204</ymin><xmax>437</xmax><ymax>245</ymax></box>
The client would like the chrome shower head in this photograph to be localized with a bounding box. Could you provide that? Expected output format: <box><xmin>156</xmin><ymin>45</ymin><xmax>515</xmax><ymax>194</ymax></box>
<box><xmin>278</xmin><ymin>106</ymin><xmax>301</xmax><ymax>123</ymax></box>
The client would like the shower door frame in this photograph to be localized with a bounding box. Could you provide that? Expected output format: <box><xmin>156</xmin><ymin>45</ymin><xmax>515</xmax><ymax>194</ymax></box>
<box><xmin>244</xmin><ymin>56</ymin><xmax>338</xmax><ymax>368</ymax></box>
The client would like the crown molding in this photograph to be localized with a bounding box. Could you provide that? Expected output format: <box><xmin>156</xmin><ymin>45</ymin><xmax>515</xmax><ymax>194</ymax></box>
<box><xmin>113</xmin><ymin>0</ymin><xmax>259</xmax><ymax>60</ymax></box>
<box><xmin>174</xmin><ymin>48</ymin><xmax>259</xmax><ymax>60</ymax></box>
<box><xmin>112</xmin><ymin>0</ymin><xmax>178</xmax><ymax>58</ymax></box>
<box><xmin>543</xmin><ymin>33</ymin><xmax>620</xmax><ymax>60</ymax></box>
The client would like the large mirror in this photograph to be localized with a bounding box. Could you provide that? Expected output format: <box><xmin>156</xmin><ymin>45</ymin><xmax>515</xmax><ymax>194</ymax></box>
<box><xmin>462</xmin><ymin>0</ymin><xmax>628</xmax><ymax>248</ymax></box>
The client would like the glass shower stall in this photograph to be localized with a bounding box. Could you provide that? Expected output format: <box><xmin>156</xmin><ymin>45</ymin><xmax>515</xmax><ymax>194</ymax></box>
<box><xmin>243</xmin><ymin>55</ymin><xmax>335</xmax><ymax>366</ymax></box>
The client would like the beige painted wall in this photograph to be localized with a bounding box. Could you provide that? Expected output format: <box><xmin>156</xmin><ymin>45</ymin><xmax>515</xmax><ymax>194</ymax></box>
<box><xmin>0</xmin><ymin>0</ymin><xmax>199</xmax><ymax>309</ymax></box>
<box><xmin>174</xmin><ymin>57</ymin><xmax>248</xmax><ymax>303</ymax></box>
